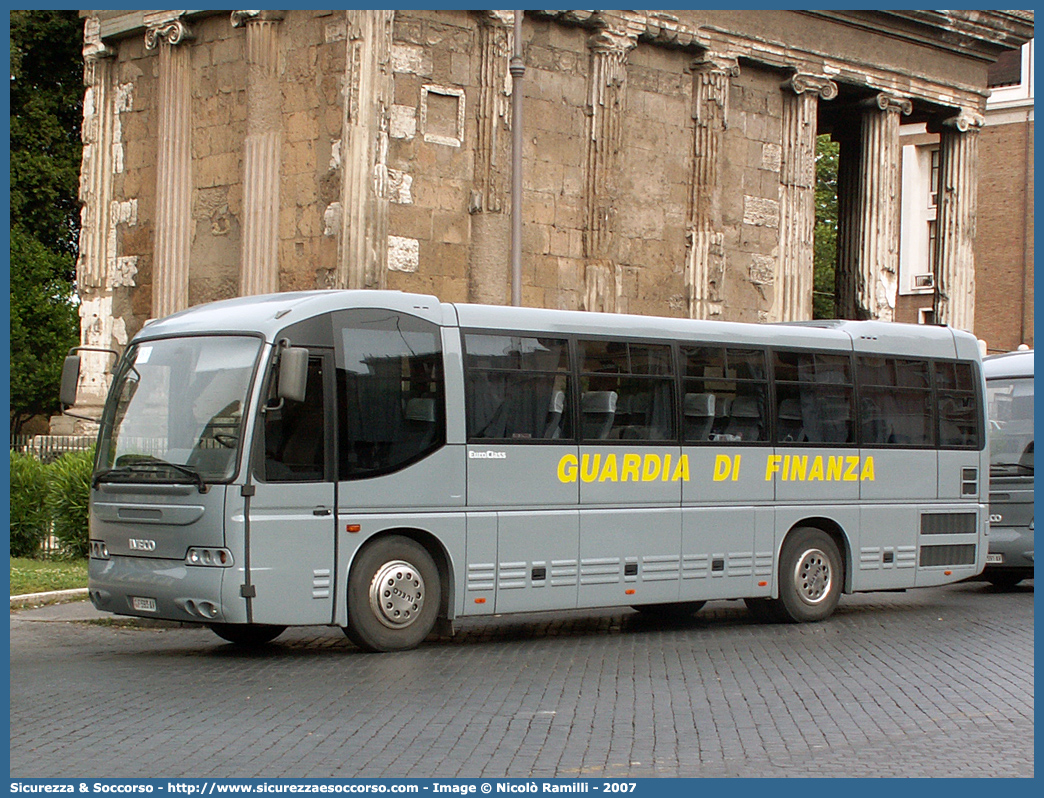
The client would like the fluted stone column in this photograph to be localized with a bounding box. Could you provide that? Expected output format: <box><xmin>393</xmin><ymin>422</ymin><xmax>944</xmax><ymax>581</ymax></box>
<box><xmin>67</xmin><ymin>18</ymin><xmax>118</xmax><ymax>428</ymax></box>
<box><xmin>78</xmin><ymin>20</ymin><xmax>116</xmax><ymax>298</ymax></box>
<box><xmin>775</xmin><ymin>74</ymin><xmax>837</xmax><ymax>322</ymax></box>
<box><xmin>468</xmin><ymin>11</ymin><xmax>513</xmax><ymax>305</ymax></box>
<box><xmin>686</xmin><ymin>54</ymin><xmax>739</xmax><ymax>319</ymax></box>
<box><xmin>930</xmin><ymin>109</ymin><xmax>984</xmax><ymax>332</ymax></box>
<box><xmin>232</xmin><ymin>11</ymin><xmax>284</xmax><ymax>297</ymax></box>
<box><xmin>337</xmin><ymin>10</ymin><xmax>394</xmax><ymax>290</ymax></box>
<box><xmin>145</xmin><ymin>12</ymin><xmax>194</xmax><ymax>319</ymax></box>
<box><xmin>836</xmin><ymin>92</ymin><xmax>911</xmax><ymax>320</ymax></box>
<box><xmin>581</xmin><ymin>27</ymin><xmax>637</xmax><ymax>313</ymax></box>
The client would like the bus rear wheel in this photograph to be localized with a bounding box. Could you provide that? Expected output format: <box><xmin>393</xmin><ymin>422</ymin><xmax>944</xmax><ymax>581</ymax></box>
<box><xmin>752</xmin><ymin>527</ymin><xmax>842</xmax><ymax>624</ymax></box>
<box><xmin>345</xmin><ymin>535</ymin><xmax>441</xmax><ymax>652</ymax></box>
<box><xmin>210</xmin><ymin>623</ymin><xmax>286</xmax><ymax>646</ymax></box>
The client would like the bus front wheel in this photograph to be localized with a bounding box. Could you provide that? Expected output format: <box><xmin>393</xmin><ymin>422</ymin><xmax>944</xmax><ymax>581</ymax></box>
<box><xmin>345</xmin><ymin>535</ymin><xmax>441</xmax><ymax>652</ymax></box>
<box><xmin>752</xmin><ymin>527</ymin><xmax>842</xmax><ymax>623</ymax></box>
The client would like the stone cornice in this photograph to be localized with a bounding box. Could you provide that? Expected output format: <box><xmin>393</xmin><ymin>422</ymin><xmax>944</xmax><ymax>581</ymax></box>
<box><xmin>803</xmin><ymin>10</ymin><xmax>1033</xmax><ymax>60</ymax></box>
<box><xmin>878</xmin><ymin>10</ymin><xmax>1033</xmax><ymax>53</ymax></box>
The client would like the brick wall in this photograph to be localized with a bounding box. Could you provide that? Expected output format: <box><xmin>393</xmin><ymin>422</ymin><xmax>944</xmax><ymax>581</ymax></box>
<box><xmin>974</xmin><ymin>119</ymin><xmax>1034</xmax><ymax>351</ymax></box>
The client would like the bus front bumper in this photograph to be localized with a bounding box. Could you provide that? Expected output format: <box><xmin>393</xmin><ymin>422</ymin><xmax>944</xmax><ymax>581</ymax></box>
<box><xmin>89</xmin><ymin>555</ymin><xmax>231</xmax><ymax>624</ymax></box>
<box><xmin>985</xmin><ymin>526</ymin><xmax>1034</xmax><ymax>574</ymax></box>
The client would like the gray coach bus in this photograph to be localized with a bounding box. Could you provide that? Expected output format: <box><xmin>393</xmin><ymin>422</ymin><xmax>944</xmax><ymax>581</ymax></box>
<box><xmin>62</xmin><ymin>291</ymin><xmax>988</xmax><ymax>651</ymax></box>
<box><xmin>982</xmin><ymin>349</ymin><xmax>1034</xmax><ymax>588</ymax></box>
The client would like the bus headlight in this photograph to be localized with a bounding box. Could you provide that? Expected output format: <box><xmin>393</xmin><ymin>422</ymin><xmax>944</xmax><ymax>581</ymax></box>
<box><xmin>185</xmin><ymin>547</ymin><xmax>234</xmax><ymax>567</ymax></box>
<box><xmin>89</xmin><ymin>540</ymin><xmax>110</xmax><ymax>560</ymax></box>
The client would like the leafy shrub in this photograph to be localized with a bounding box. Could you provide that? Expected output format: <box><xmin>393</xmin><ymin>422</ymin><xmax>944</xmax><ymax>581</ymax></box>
<box><xmin>45</xmin><ymin>447</ymin><xmax>95</xmax><ymax>559</ymax></box>
<box><xmin>10</xmin><ymin>451</ymin><xmax>50</xmax><ymax>557</ymax></box>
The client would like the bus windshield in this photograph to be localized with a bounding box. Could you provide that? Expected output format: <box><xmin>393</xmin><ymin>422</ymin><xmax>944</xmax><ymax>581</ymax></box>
<box><xmin>986</xmin><ymin>376</ymin><xmax>1033</xmax><ymax>475</ymax></box>
<box><xmin>96</xmin><ymin>335</ymin><xmax>262</xmax><ymax>485</ymax></box>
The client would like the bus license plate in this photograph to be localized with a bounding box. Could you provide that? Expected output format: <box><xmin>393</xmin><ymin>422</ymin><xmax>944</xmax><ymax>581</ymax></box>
<box><xmin>132</xmin><ymin>597</ymin><xmax>157</xmax><ymax>612</ymax></box>
<box><xmin>986</xmin><ymin>553</ymin><xmax>1004</xmax><ymax>565</ymax></box>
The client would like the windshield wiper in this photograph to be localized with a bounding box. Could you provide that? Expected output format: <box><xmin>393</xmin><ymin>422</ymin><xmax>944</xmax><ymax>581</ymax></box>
<box><xmin>990</xmin><ymin>461</ymin><xmax>1034</xmax><ymax>474</ymax></box>
<box><xmin>93</xmin><ymin>456</ymin><xmax>207</xmax><ymax>492</ymax></box>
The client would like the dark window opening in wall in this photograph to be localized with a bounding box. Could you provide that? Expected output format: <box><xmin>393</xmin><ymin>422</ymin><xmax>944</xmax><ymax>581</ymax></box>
<box><xmin>927</xmin><ymin>218</ymin><xmax>938</xmax><ymax>273</ymax></box>
<box><xmin>988</xmin><ymin>48</ymin><xmax>1023</xmax><ymax>88</ymax></box>
<box><xmin>929</xmin><ymin>148</ymin><xmax>940</xmax><ymax>208</ymax></box>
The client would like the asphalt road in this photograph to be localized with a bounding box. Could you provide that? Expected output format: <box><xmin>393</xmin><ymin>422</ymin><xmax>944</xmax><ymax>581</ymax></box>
<box><xmin>9</xmin><ymin>579</ymin><xmax>1034</xmax><ymax>778</ymax></box>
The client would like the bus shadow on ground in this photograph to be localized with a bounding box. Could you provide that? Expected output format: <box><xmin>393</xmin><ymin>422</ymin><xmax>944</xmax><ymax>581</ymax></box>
<box><xmin>134</xmin><ymin>579</ymin><xmax>1033</xmax><ymax>660</ymax></box>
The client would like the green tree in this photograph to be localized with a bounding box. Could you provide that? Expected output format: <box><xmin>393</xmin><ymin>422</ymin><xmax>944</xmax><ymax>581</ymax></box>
<box><xmin>9</xmin><ymin>10</ymin><xmax>83</xmax><ymax>433</ymax></box>
<box><xmin>813</xmin><ymin>135</ymin><xmax>839</xmax><ymax>319</ymax></box>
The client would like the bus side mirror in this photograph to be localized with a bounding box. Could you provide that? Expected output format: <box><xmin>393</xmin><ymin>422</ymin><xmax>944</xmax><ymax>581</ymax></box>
<box><xmin>60</xmin><ymin>355</ymin><xmax>82</xmax><ymax>407</ymax></box>
<box><xmin>278</xmin><ymin>347</ymin><xmax>309</xmax><ymax>403</ymax></box>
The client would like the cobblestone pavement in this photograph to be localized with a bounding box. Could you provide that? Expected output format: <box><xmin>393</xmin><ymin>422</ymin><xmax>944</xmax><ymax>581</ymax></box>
<box><xmin>10</xmin><ymin>580</ymin><xmax>1033</xmax><ymax>778</ymax></box>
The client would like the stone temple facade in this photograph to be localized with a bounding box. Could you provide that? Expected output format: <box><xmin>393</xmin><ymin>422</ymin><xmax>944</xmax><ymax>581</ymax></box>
<box><xmin>69</xmin><ymin>9</ymin><xmax>1032</xmax><ymax>420</ymax></box>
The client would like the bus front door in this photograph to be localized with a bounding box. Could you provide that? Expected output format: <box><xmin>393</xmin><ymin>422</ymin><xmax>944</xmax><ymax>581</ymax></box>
<box><xmin>243</xmin><ymin>353</ymin><xmax>337</xmax><ymax>626</ymax></box>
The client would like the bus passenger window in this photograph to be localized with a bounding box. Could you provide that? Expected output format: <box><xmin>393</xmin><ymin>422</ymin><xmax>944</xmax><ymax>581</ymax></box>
<box><xmin>335</xmin><ymin>310</ymin><xmax>445</xmax><ymax>480</ymax></box>
<box><xmin>578</xmin><ymin>340</ymin><xmax>674</xmax><ymax>441</ymax></box>
<box><xmin>774</xmin><ymin>350</ymin><xmax>854</xmax><ymax>445</ymax></box>
<box><xmin>857</xmin><ymin>356</ymin><xmax>932</xmax><ymax>446</ymax></box>
<box><xmin>681</xmin><ymin>345</ymin><xmax>768</xmax><ymax>443</ymax></box>
<box><xmin>936</xmin><ymin>361</ymin><xmax>981</xmax><ymax>449</ymax></box>
<box><xmin>464</xmin><ymin>334</ymin><xmax>571</xmax><ymax>441</ymax></box>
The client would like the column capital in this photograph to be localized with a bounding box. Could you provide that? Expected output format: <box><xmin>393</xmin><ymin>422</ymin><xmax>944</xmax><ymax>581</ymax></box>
<box><xmin>928</xmin><ymin>108</ymin><xmax>986</xmax><ymax>134</ymax></box>
<box><xmin>478</xmin><ymin>10</ymin><xmax>514</xmax><ymax>28</ymax></box>
<box><xmin>691</xmin><ymin>52</ymin><xmax>740</xmax><ymax>78</ymax></box>
<box><xmin>588</xmin><ymin>27</ymin><xmax>639</xmax><ymax>56</ymax></box>
<box><xmin>231</xmin><ymin>10</ymin><xmax>285</xmax><ymax>28</ymax></box>
<box><xmin>861</xmin><ymin>92</ymin><xmax>913</xmax><ymax>116</ymax></box>
<box><xmin>784</xmin><ymin>73</ymin><xmax>838</xmax><ymax>101</ymax></box>
<box><xmin>144</xmin><ymin>12</ymin><xmax>194</xmax><ymax>49</ymax></box>
<box><xmin>83</xmin><ymin>16</ymin><xmax>115</xmax><ymax>62</ymax></box>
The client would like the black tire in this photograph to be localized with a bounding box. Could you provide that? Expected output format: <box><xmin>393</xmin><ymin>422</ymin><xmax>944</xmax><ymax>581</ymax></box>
<box><xmin>751</xmin><ymin>527</ymin><xmax>842</xmax><ymax>624</ymax></box>
<box><xmin>631</xmin><ymin>601</ymin><xmax>706</xmax><ymax>619</ymax></box>
<box><xmin>210</xmin><ymin>623</ymin><xmax>286</xmax><ymax>646</ymax></box>
<box><xmin>987</xmin><ymin>572</ymin><xmax>1025</xmax><ymax>590</ymax></box>
<box><xmin>345</xmin><ymin>535</ymin><xmax>441</xmax><ymax>652</ymax></box>
<box><xmin>778</xmin><ymin>527</ymin><xmax>843</xmax><ymax>622</ymax></box>
<box><xmin>744</xmin><ymin>597</ymin><xmax>788</xmax><ymax>623</ymax></box>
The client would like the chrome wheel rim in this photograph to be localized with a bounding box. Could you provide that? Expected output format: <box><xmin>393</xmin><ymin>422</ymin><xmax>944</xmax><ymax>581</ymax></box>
<box><xmin>369</xmin><ymin>560</ymin><xmax>425</xmax><ymax>629</ymax></box>
<box><xmin>794</xmin><ymin>548</ymin><xmax>832</xmax><ymax>605</ymax></box>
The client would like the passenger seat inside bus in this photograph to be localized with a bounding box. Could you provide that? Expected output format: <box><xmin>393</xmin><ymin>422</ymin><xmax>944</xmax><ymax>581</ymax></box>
<box><xmin>777</xmin><ymin>398</ymin><xmax>804</xmax><ymax>442</ymax></box>
<box><xmin>403</xmin><ymin>397</ymin><xmax>437</xmax><ymax>452</ymax></box>
<box><xmin>582</xmin><ymin>391</ymin><xmax>618</xmax><ymax>440</ymax></box>
<box><xmin>724</xmin><ymin>394</ymin><xmax>763</xmax><ymax>442</ymax></box>
<box><xmin>544</xmin><ymin>390</ymin><xmax>565</xmax><ymax>439</ymax></box>
<box><xmin>683</xmin><ymin>392</ymin><xmax>715</xmax><ymax>442</ymax></box>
